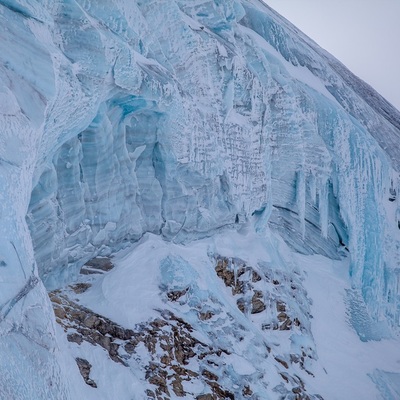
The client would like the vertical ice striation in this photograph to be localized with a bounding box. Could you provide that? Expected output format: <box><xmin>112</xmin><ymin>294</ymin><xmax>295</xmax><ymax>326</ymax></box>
<box><xmin>1</xmin><ymin>0</ymin><xmax>400</xmax><ymax>397</ymax></box>
<box><xmin>0</xmin><ymin>3</ymin><xmax>69</xmax><ymax>397</ymax></box>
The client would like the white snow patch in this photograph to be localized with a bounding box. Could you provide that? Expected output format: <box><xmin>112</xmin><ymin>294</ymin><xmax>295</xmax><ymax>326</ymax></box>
<box><xmin>298</xmin><ymin>253</ymin><xmax>400</xmax><ymax>400</ymax></box>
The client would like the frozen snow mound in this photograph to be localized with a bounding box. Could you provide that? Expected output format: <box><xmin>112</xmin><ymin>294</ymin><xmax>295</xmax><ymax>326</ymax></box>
<box><xmin>1</xmin><ymin>0</ymin><xmax>400</xmax><ymax>398</ymax></box>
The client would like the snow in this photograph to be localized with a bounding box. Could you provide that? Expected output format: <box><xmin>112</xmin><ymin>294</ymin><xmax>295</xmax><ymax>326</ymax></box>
<box><xmin>56</xmin><ymin>324</ymin><xmax>144</xmax><ymax>400</ymax></box>
<box><xmin>299</xmin><ymin>253</ymin><xmax>400</xmax><ymax>399</ymax></box>
<box><xmin>229</xmin><ymin>353</ymin><xmax>257</xmax><ymax>375</ymax></box>
<box><xmin>57</xmin><ymin>229</ymin><xmax>400</xmax><ymax>399</ymax></box>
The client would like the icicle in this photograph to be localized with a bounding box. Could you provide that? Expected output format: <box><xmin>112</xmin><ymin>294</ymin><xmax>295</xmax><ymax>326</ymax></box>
<box><xmin>397</xmin><ymin>174</ymin><xmax>400</xmax><ymax>208</ymax></box>
<box><xmin>331</xmin><ymin>170</ymin><xmax>339</xmax><ymax>199</ymax></box>
<box><xmin>296</xmin><ymin>170</ymin><xmax>306</xmax><ymax>238</ymax></box>
<box><xmin>308</xmin><ymin>171</ymin><xmax>316</xmax><ymax>205</ymax></box>
<box><xmin>319</xmin><ymin>178</ymin><xmax>329</xmax><ymax>238</ymax></box>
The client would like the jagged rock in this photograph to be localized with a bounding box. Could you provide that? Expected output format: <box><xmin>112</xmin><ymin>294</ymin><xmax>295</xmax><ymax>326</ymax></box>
<box><xmin>146</xmin><ymin>389</ymin><xmax>156</xmax><ymax>398</ymax></box>
<box><xmin>252</xmin><ymin>271</ymin><xmax>262</xmax><ymax>282</ymax></box>
<box><xmin>69</xmin><ymin>283</ymin><xmax>91</xmax><ymax>294</ymax></box>
<box><xmin>172</xmin><ymin>377</ymin><xmax>185</xmax><ymax>397</ymax></box>
<box><xmin>242</xmin><ymin>385</ymin><xmax>253</xmax><ymax>397</ymax></box>
<box><xmin>237</xmin><ymin>298</ymin><xmax>246</xmax><ymax>313</ymax></box>
<box><xmin>202</xmin><ymin>369</ymin><xmax>219</xmax><ymax>381</ymax></box>
<box><xmin>275</xmin><ymin>357</ymin><xmax>289</xmax><ymax>369</ymax></box>
<box><xmin>292</xmin><ymin>386</ymin><xmax>302</xmax><ymax>394</ymax></box>
<box><xmin>85</xmin><ymin>257</ymin><xmax>114</xmax><ymax>272</ymax></box>
<box><xmin>215</xmin><ymin>258</ymin><xmax>235</xmax><ymax>289</ymax></box>
<box><xmin>75</xmin><ymin>358</ymin><xmax>97</xmax><ymax>388</ymax></box>
<box><xmin>49</xmin><ymin>255</ymin><xmax>319</xmax><ymax>399</ymax></box>
<box><xmin>67</xmin><ymin>333</ymin><xmax>83</xmax><ymax>345</ymax></box>
<box><xmin>251</xmin><ymin>298</ymin><xmax>266</xmax><ymax>314</ymax></box>
<box><xmin>199</xmin><ymin>311</ymin><xmax>214</xmax><ymax>321</ymax></box>
<box><xmin>280</xmin><ymin>372</ymin><xmax>289</xmax><ymax>383</ymax></box>
<box><xmin>278</xmin><ymin>312</ymin><xmax>288</xmax><ymax>322</ymax></box>
<box><xmin>206</xmin><ymin>380</ymin><xmax>235</xmax><ymax>400</ymax></box>
<box><xmin>251</xmin><ymin>291</ymin><xmax>266</xmax><ymax>314</ymax></box>
<box><xmin>167</xmin><ymin>288</ymin><xmax>188</xmax><ymax>301</ymax></box>
<box><xmin>215</xmin><ymin>257</ymin><xmax>249</xmax><ymax>295</ymax></box>
<box><xmin>49</xmin><ymin>291</ymin><xmax>131</xmax><ymax>365</ymax></box>
<box><xmin>276</xmin><ymin>301</ymin><xmax>286</xmax><ymax>312</ymax></box>
<box><xmin>54</xmin><ymin>306</ymin><xmax>66</xmax><ymax>319</ymax></box>
<box><xmin>49</xmin><ymin>293</ymin><xmax>62</xmax><ymax>304</ymax></box>
<box><xmin>83</xmin><ymin>315</ymin><xmax>98</xmax><ymax>329</ymax></box>
<box><xmin>280</xmin><ymin>318</ymin><xmax>293</xmax><ymax>331</ymax></box>
<box><xmin>80</xmin><ymin>268</ymin><xmax>102</xmax><ymax>275</ymax></box>
<box><xmin>290</xmin><ymin>354</ymin><xmax>301</xmax><ymax>364</ymax></box>
<box><xmin>196</xmin><ymin>395</ymin><xmax>214</xmax><ymax>400</ymax></box>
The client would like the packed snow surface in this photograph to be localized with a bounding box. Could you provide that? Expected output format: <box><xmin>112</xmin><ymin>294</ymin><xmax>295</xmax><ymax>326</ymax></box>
<box><xmin>59</xmin><ymin>231</ymin><xmax>400</xmax><ymax>399</ymax></box>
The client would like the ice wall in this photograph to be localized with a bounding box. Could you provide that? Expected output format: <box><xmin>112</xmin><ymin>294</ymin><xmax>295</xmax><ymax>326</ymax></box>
<box><xmin>1</xmin><ymin>0</ymin><xmax>400</xmax><ymax>396</ymax></box>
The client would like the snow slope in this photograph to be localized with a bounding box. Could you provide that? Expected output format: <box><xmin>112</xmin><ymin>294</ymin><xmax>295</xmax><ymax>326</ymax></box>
<box><xmin>53</xmin><ymin>231</ymin><xmax>400</xmax><ymax>399</ymax></box>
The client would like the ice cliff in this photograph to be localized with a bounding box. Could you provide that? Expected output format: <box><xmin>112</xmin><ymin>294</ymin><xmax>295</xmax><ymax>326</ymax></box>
<box><xmin>1</xmin><ymin>0</ymin><xmax>400</xmax><ymax>398</ymax></box>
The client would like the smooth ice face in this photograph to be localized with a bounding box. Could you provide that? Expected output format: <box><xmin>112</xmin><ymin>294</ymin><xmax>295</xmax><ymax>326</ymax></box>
<box><xmin>1</xmin><ymin>0</ymin><xmax>400</xmax><ymax>397</ymax></box>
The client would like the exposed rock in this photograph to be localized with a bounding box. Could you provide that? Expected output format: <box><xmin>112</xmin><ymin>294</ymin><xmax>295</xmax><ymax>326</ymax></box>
<box><xmin>251</xmin><ymin>291</ymin><xmax>266</xmax><ymax>314</ymax></box>
<box><xmin>278</xmin><ymin>312</ymin><xmax>288</xmax><ymax>322</ymax></box>
<box><xmin>50</xmin><ymin>287</ymin><xmax>247</xmax><ymax>398</ymax></box>
<box><xmin>54</xmin><ymin>306</ymin><xmax>66</xmax><ymax>320</ymax></box>
<box><xmin>70</xmin><ymin>283</ymin><xmax>91</xmax><ymax>294</ymax></box>
<box><xmin>48</xmin><ymin>254</ymin><xmax>319</xmax><ymax>399</ymax></box>
<box><xmin>280</xmin><ymin>318</ymin><xmax>293</xmax><ymax>331</ymax></box>
<box><xmin>80</xmin><ymin>257</ymin><xmax>114</xmax><ymax>275</ymax></box>
<box><xmin>171</xmin><ymin>377</ymin><xmax>185</xmax><ymax>397</ymax></box>
<box><xmin>276</xmin><ymin>301</ymin><xmax>286</xmax><ymax>312</ymax></box>
<box><xmin>237</xmin><ymin>298</ymin><xmax>246</xmax><ymax>313</ymax></box>
<box><xmin>67</xmin><ymin>333</ymin><xmax>83</xmax><ymax>344</ymax></box>
<box><xmin>292</xmin><ymin>386</ymin><xmax>302</xmax><ymax>394</ymax></box>
<box><xmin>83</xmin><ymin>315</ymin><xmax>98</xmax><ymax>329</ymax></box>
<box><xmin>252</xmin><ymin>271</ymin><xmax>262</xmax><ymax>282</ymax></box>
<box><xmin>49</xmin><ymin>291</ymin><xmax>132</xmax><ymax>365</ymax></box>
<box><xmin>215</xmin><ymin>258</ymin><xmax>236</xmax><ymax>289</ymax></box>
<box><xmin>215</xmin><ymin>256</ymin><xmax>303</xmax><ymax>335</ymax></box>
<box><xmin>146</xmin><ymin>389</ymin><xmax>156</xmax><ymax>398</ymax></box>
<box><xmin>124</xmin><ymin>342</ymin><xmax>136</xmax><ymax>354</ymax></box>
<box><xmin>242</xmin><ymin>385</ymin><xmax>253</xmax><ymax>396</ymax></box>
<box><xmin>196</xmin><ymin>395</ymin><xmax>215</xmax><ymax>400</ymax></box>
<box><xmin>167</xmin><ymin>288</ymin><xmax>188</xmax><ymax>301</ymax></box>
<box><xmin>199</xmin><ymin>311</ymin><xmax>214</xmax><ymax>321</ymax></box>
<box><xmin>280</xmin><ymin>372</ymin><xmax>289</xmax><ymax>383</ymax></box>
<box><xmin>275</xmin><ymin>357</ymin><xmax>289</xmax><ymax>369</ymax></box>
<box><xmin>202</xmin><ymin>369</ymin><xmax>219</xmax><ymax>381</ymax></box>
<box><xmin>75</xmin><ymin>358</ymin><xmax>97</xmax><ymax>388</ymax></box>
<box><xmin>80</xmin><ymin>268</ymin><xmax>102</xmax><ymax>275</ymax></box>
<box><xmin>206</xmin><ymin>380</ymin><xmax>235</xmax><ymax>399</ymax></box>
<box><xmin>85</xmin><ymin>257</ymin><xmax>114</xmax><ymax>272</ymax></box>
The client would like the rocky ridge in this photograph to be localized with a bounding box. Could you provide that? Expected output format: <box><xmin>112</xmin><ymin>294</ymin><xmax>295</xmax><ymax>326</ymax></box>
<box><xmin>49</xmin><ymin>256</ymin><xmax>323</xmax><ymax>399</ymax></box>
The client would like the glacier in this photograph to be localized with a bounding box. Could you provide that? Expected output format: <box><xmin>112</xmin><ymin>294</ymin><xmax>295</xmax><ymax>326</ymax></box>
<box><xmin>1</xmin><ymin>0</ymin><xmax>400</xmax><ymax>398</ymax></box>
